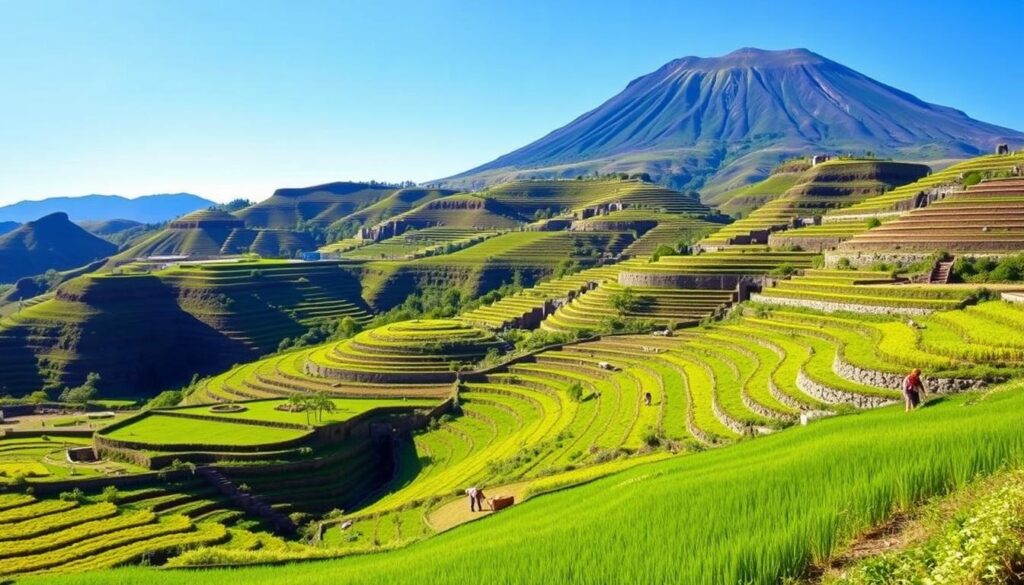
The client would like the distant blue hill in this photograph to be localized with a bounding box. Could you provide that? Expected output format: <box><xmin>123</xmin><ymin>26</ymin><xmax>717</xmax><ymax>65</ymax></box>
<box><xmin>0</xmin><ymin>193</ymin><xmax>216</xmax><ymax>223</ymax></box>
<box><xmin>0</xmin><ymin>221</ymin><xmax>18</xmax><ymax>235</ymax></box>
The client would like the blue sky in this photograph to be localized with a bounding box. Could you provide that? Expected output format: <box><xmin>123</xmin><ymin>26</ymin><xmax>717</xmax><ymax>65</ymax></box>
<box><xmin>1</xmin><ymin>0</ymin><xmax>1021</xmax><ymax>204</ymax></box>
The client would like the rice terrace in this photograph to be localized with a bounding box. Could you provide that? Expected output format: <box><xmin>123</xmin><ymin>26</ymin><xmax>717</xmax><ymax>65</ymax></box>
<box><xmin>1</xmin><ymin>2</ymin><xmax>1024</xmax><ymax>583</ymax></box>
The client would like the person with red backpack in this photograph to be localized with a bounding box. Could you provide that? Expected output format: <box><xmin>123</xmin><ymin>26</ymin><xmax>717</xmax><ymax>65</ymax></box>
<box><xmin>902</xmin><ymin>368</ymin><xmax>927</xmax><ymax>411</ymax></box>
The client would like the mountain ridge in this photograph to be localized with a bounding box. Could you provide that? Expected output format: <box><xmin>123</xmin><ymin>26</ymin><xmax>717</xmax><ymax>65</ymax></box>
<box><xmin>0</xmin><ymin>193</ymin><xmax>216</xmax><ymax>223</ymax></box>
<box><xmin>438</xmin><ymin>47</ymin><xmax>1024</xmax><ymax>196</ymax></box>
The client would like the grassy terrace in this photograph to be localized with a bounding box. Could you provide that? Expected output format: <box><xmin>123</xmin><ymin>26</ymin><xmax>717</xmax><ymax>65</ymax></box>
<box><xmin>832</xmin><ymin>152</ymin><xmax>1024</xmax><ymax>217</ymax></box>
<box><xmin>625</xmin><ymin>247</ymin><xmax>819</xmax><ymax>274</ymax></box>
<box><xmin>0</xmin><ymin>437</ymin><xmax>144</xmax><ymax>481</ymax></box>
<box><xmin>564</xmin><ymin>210</ymin><xmax>728</xmax><ymax>258</ymax></box>
<box><xmin>411</xmin><ymin>231</ymin><xmax>634</xmax><ymax>266</ymax></box>
<box><xmin>541</xmin><ymin>281</ymin><xmax>734</xmax><ymax>332</ymax></box>
<box><xmin>836</xmin><ymin>177</ymin><xmax>1024</xmax><ymax>254</ymax></box>
<box><xmin>700</xmin><ymin>160</ymin><xmax>928</xmax><ymax>247</ymax></box>
<box><xmin>173</xmin><ymin>398</ymin><xmax>438</xmax><ymax>426</ymax></box>
<box><xmin>755</xmin><ymin>269</ymin><xmax>977</xmax><ymax>312</ymax></box>
<box><xmin>384</xmin><ymin>194</ymin><xmax>524</xmax><ymax>228</ymax></box>
<box><xmin>305</xmin><ymin>319</ymin><xmax>507</xmax><ymax>382</ymax></box>
<box><xmin>340</xmin><ymin>227</ymin><xmax>503</xmax><ymax>260</ymax></box>
<box><xmin>460</xmin><ymin>260</ymin><xmax>645</xmax><ymax>329</ymax></box>
<box><xmin>102</xmin><ymin>414</ymin><xmax>308</xmax><ymax>447</ymax></box>
<box><xmin>477</xmin><ymin>179</ymin><xmax>713</xmax><ymax>216</ymax></box>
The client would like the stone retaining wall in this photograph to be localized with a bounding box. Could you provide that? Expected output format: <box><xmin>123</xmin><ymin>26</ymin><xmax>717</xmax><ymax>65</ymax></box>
<box><xmin>749</xmin><ymin>293</ymin><xmax>934</xmax><ymax>316</ymax></box>
<box><xmin>618</xmin><ymin>271</ymin><xmax>755</xmax><ymax>290</ymax></box>
<box><xmin>767</xmin><ymin>234</ymin><xmax>849</xmax><ymax>253</ymax></box>
<box><xmin>832</xmin><ymin>355</ymin><xmax>985</xmax><ymax>394</ymax></box>
<box><xmin>795</xmin><ymin>369</ymin><xmax>896</xmax><ymax>409</ymax></box>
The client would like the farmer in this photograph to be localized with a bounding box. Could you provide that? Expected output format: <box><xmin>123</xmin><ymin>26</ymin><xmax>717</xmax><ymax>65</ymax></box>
<box><xmin>902</xmin><ymin>368</ymin><xmax>927</xmax><ymax>411</ymax></box>
<box><xmin>466</xmin><ymin>486</ymin><xmax>486</xmax><ymax>512</ymax></box>
<box><xmin>643</xmin><ymin>392</ymin><xmax>652</xmax><ymax>406</ymax></box>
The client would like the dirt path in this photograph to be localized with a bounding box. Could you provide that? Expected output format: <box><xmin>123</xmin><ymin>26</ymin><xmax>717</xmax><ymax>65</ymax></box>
<box><xmin>425</xmin><ymin>482</ymin><xmax>530</xmax><ymax>533</ymax></box>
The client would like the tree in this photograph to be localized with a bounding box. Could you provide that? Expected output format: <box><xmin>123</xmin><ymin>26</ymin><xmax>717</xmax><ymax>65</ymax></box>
<box><xmin>610</xmin><ymin>287</ymin><xmax>638</xmax><ymax>314</ymax></box>
<box><xmin>60</xmin><ymin>372</ymin><xmax>100</xmax><ymax>404</ymax></box>
<box><xmin>309</xmin><ymin>392</ymin><xmax>335</xmax><ymax>423</ymax></box>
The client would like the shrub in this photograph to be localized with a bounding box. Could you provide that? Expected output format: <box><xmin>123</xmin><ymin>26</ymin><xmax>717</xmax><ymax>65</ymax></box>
<box><xmin>100</xmin><ymin>485</ymin><xmax>120</xmax><ymax>503</ymax></box>
<box><xmin>651</xmin><ymin>245</ymin><xmax>677</xmax><ymax>262</ymax></box>
<box><xmin>962</xmin><ymin>170</ymin><xmax>983</xmax><ymax>187</ymax></box>
<box><xmin>566</xmin><ymin>381</ymin><xmax>584</xmax><ymax>403</ymax></box>
<box><xmin>59</xmin><ymin>488</ymin><xmax>85</xmax><ymax>502</ymax></box>
<box><xmin>865</xmin><ymin>217</ymin><xmax>881</xmax><ymax>229</ymax></box>
<box><xmin>145</xmin><ymin>390</ymin><xmax>182</xmax><ymax>410</ymax></box>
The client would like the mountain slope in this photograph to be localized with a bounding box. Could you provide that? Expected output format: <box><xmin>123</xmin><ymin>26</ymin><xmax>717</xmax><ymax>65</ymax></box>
<box><xmin>0</xmin><ymin>221</ymin><xmax>18</xmax><ymax>235</ymax></box>
<box><xmin>237</xmin><ymin>182</ymin><xmax>399</xmax><ymax>229</ymax></box>
<box><xmin>0</xmin><ymin>193</ymin><xmax>215</xmax><ymax>223</ymax></box>
<box><xmin>0</xmin><ymin>212</ymin><xmax>118</xmax><ymax>282</ymax></box>
<box><xmin>440</xmin><ymin>48</ymin><xmax>1024</xmax><ymax>196</ymax></box>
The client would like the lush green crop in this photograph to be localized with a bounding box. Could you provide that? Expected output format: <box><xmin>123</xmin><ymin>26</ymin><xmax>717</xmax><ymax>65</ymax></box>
<box><xmin>32</xmin><ymin>383</ymin><xmax>1024</xmax><ymax>585</ymax></box>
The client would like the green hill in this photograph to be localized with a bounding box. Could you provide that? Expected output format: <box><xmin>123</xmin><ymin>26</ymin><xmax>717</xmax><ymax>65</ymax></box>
<box><xmin>0</xmin><ymin>260</ymin><xmax>372</xmax><ymax>397</ymax></box>
<box><xmin>0</xmin><ymin>213</ymin><xmax>117</xmax><ymax>283</ymax></box>
<box><xmin>109</xmin><ymin>209</ymin><xmax>246</xmax><ymax>261</ymax></box>
<box><xmin>237</xmin><ymin>182</ymin><xmax>399</xmax><ymax>229</ymax></box>
<box><xmin>329</xmin><ymin>188</ymin><xmax>459</xmax><ymax>231</ymax></box>
<box><xmin>382</xmin><ymin>194</ymin><xmax>524</xmax><ymax>229</ymax></box>
<box><xmin>478</xmin><ymin>178</ymin><xmax>715</xmax><ymax>217</ymax></box>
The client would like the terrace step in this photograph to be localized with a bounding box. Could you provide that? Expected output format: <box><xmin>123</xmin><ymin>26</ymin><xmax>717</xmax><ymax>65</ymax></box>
<box><xmin>197</xmin><ymin>468</ymin><xmax>295</xmax><ymax>535</ymax></box>
<box><xmin>930</xmin><ymin>259</ymin><xmax>954</xmax><ymax>284</ymax></box>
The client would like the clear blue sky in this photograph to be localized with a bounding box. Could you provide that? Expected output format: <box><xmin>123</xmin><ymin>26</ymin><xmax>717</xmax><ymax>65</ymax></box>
<box><xmin>1</xmin><ymin>0</ymin><xmax>1021</xmax><ymax>204</ymax></box>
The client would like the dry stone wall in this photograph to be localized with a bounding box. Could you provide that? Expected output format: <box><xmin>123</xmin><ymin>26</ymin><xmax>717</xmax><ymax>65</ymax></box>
<box><xmin>749</xmin><ymin>292</ymin><xmax>934</xmax><ymax>316</ymax></box>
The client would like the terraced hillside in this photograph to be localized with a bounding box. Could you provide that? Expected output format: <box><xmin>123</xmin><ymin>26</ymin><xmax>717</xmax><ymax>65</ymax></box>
<box><xmin>381</xmin><ymin>194</ymin><xmax>523</xmax><ymax>229</ymax></box>
<box><xmin>698</xmin><ymin>160</ymin><xmax>929</xmax><ymax>250</ymax></box>
<box><xmin>460</xmin><ymin>261</ymin><xmax>642</xmax><ymax>329</ymax></box>
<box><xmin>176</xmin><ymin>289</ymin><xmax>1024</xmax><ymax>557</ymax></box>
<box><xmin>0</xmin><ymin>260</ymin><xmax>372</xmax><ymax>396</ymax></box>
<box><xmin>569</xmin><ymin>210</ymin><xmax>725</xmax><ymax>257</ymax></box>
<box><xmin>752</xmin><ymin>269</ymin><xmax>986</xmax><ymax>314</ymax></box>
<box><xmin>709</xmin><ymin>160</ymin><xmax>810</xmax><ymax>216</ymax></box>
<box><xmin>478</xmin><ymin>179</ymin><xmax>713</xmax><ymax>216</ymax></box>
<box><xmin>340</xmin><ymin>227</ymin><xmax>504</xmax><ymax>260</ymax></box>
<box><xmin>5</xmin><ymin>256</ymin><xmax>1024</xmax><ymax>578</ymax></box>
<box><xmin>305</xmin><ymin>320</ymin><xmax>508</xmax><ymax>384</ymax></box>
<box><xmin>832</xmin><ymin>152</ymin><xmax>1024</xmax><ymax>218</ymax></box>
<box><xmin>832</xmin><ymin>177</ymin><xmax>1024</xmax><ymax>262</ymax></box>
<box><xmin>236</xmin><ymin>182</ymin><xmax>400</xmax><ymax>229</ymax></box>
<box><xmin>109</xmin><ymin>209</ymin><xmax>245</xmax><ymax>262</ymax></box>
<box><xmin>357</xmin><ymin>231</ymin><xmax>636</xmax><ymax>310</ymax></box>
<box><xmin>328</xmin><ymin>188</ymin><xmax>459</xmax><ymax>230</ymax></box>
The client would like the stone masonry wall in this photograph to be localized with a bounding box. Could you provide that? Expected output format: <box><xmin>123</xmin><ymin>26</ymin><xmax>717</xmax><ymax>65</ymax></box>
<box><xmin>749</xmin><ymin>293</ymin><xmax>934</xmax><ymax>316</ymax></box>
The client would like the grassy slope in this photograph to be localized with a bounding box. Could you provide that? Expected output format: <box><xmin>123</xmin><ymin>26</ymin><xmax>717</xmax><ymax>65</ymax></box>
<box><xmin>41</xmin><ymin>384</ymin><xmax>1024</xmax><ymax>585</ymax></box>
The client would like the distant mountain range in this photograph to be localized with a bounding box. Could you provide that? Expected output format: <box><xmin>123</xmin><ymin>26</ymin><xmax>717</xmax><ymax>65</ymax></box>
<box><xmin>0</xmin><ymin>212</ymin><xmax>117</xmax><ymax>283</ymax></box>
<box><xmin>0</xmin><ymin>193</ymin><xmax>216</xmax><ymax>224</ymax></box>
<box><xmin>440</xmin><ymin>48</ymin><xmax>1024</xmax><ymax>196</ymax></box>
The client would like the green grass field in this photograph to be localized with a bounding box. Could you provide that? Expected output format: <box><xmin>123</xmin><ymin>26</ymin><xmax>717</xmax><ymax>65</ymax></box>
<box><xmin>172</xmin><ymin>398</ymin><xmax>439</xmax><ymax>426</ymax></box>
<box><xmin>102</xmin><ymin>414</ymin><xmax>308</xmax><ymax>447</ymax></box>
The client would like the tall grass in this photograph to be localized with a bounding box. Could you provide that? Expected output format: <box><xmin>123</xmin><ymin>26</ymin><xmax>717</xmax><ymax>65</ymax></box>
<box><xmin>30</xmin><ymin>384</ymin><xmax>1024</xmax><ymax>585</ymax></box>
